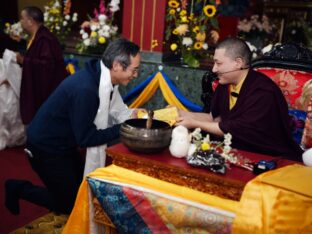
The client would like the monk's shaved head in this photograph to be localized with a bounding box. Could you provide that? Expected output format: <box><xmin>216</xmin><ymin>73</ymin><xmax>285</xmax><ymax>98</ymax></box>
<box><xmin>216</xmin><ymin>37</ymin><xmax>251</xmax><ymax>66</ymax></box>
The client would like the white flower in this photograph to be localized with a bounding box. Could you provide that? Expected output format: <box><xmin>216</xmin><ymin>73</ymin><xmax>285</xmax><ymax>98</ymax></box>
<box><xmin>224</xmin><ymin>133</ymin><xmax>232</xmax><ymax>146</ymax></box>
<box><xmin>182</xmin><ymin>37</ymin><xmax>193</xmax><ymax>47</ymax></box>
<box><xmin>77</xmin><ymin>0</ymin><xmax>120</xmax><ymax>52</ymax></box>
<box><xmin>82</xmin><ymin>33</ymin><xmax>89</xmax><ymax>39</ymax></box>
<box><xmin>73</xmin><ymin>12</ymin><xmax>78</xmax><ymax>17</ymax></box>
<box><xmin>111</xmin><ymin>26</ymin><xmax>118</xmax><ymax>33</ymax></box>
<box><xmin>97</xmin><ymin>29</ymin><xmax>104</xmax><ymax>36</ymax></box>
<box><xmin>65</xmin><ymin>15</ymin><xmax>70</xmax><ymax>20</ymax></box>
<box><xmin>189</xmin><ymin>128</ymin><xmax>202</xmax><ymax>143</ymax></box>
<box><xmin>109</xmin><ymin>0</ymin><xmax>120</xmax><ymax>12</ymax></box>
<box><xmin>55</xmin><ymin>25</ymin><xmax>60</xmax><ymax>31</ymax></box>
<box><xmin>262</xmin><ymin>44</ymin><xmax>273</xmax><ymax>54</ymax></box>
<box><xmin>110</xmin><ymin>5</ymin><xmax>120</xmax><ymax>12</ymax></box>
<box><xmin>63</xmin><ymin>21</ymin><xmax>68</xmax><ymax>26</ymax></box>
<box><xmin>103</xmin><ymin>25</ymin><xmax>110</xmax><ymax>32</ymax></box>
<box><xmin>202</xmin><ymin>134</ymin><xmax>210</xmax><ymax>143</ymax></box>
<box><xmin>224</xmin><ymin>139</ymin><xmax>232</xmax><ymax>146</ymax></box>
<box><xmin>83</xmin><ymin>38</ymin><xmax>90</xmax><ymax>46</ymax></box>
<box><xmin>102</xmin><ymin>31</ymin><xmax>110</xmax><ymax>38</ymax></box>
<box><xmin>90</xmin><ymin>24</ymin><xmax>98</xmax><ymax>31</ymax></box>
<box><xmin>246</xmin><ymin>41</ymin><xmax>257</xmax><ymax>52</ymax></box>
<box><xmin>79</xmin><ymin>29</ymin><xmax>85</xmax><ymax>35</ymax></box>
<box><xmin>202</xmin><ymin>43</ymin><xmax>208</xmax><ymax>50</ymax></box>
<box><xmin>223</xmin><ymin>145</ymin><xmax>232</xmax><ymax>154</ymax></box>
<box><xmin>98</xmin><ymin>14</ymin><xmax>107</xmax><ymax>22</ymax></box>
<box><xmin>53</xmin><ymin>1</ymin><xmax>60</xmax><ymax>7</ymax></box>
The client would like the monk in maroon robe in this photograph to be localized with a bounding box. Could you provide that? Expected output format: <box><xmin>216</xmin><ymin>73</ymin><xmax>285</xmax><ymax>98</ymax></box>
<box><xmin>16</xmin><ymin>6</ymin><xmax>67</xmax><ymax>124</ymax></box>
<box><xmin>176</xmin><ymin>38</ymin><xmax>302</xmax><ymax>161</ymax></box>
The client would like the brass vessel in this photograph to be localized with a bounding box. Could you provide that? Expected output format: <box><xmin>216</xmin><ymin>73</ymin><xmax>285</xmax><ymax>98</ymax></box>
<box><xmin>120</xmin><ymin>118</ymin><xmax>172</xmax><ymax>153</ymax></box>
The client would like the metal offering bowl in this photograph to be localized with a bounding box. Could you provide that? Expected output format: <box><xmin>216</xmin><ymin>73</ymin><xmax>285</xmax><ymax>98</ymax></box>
<box><xmin>120</xmin><ymin>119</ymin><xmax>172</xmax><ymax>153</ymax></box>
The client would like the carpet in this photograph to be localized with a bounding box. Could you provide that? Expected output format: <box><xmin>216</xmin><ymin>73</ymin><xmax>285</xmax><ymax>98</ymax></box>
<box><xmin>10</xmin><ymin>212</ymin><xmax>68</xmax><ymax>234</ymax></box>
<box><xmin>0</xmin><ymin>146</ymin><xmax>49</xmax><ymax>233</ymax></box>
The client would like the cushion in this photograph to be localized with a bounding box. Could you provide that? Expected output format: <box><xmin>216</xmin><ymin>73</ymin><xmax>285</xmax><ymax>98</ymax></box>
<box><xmin>288</xmin><ymin>109</ymin><xmax>306</xmax><ymax>145</ymax></box>
<box><xmin>255</xmin><ymin>67</ymin><xmax>312</xmax><ymax>110</ymax></box>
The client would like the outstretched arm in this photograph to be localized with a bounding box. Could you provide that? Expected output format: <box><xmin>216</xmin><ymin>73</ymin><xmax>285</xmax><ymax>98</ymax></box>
<box><xmin>175</xmin><ymin>111</ymin><xmax>223</xmax><ymax>136</ymax></box>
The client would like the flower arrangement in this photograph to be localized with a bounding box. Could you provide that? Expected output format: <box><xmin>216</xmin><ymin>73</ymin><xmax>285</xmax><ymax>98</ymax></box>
<box><xmin>283</xmin><ymin>18</ymin><xmax>312</xmax><ymax>47</ymax></box>
<box><xmin>187</xmin><ymin>128</ymin><xmax>253</xmax><ymax>173</ymax></box>
<box><xmin>4</xmin><ymin>22</ymin><xmax>28</xmax><ymax>41</ymax></box>
<box><xmin>165</xmin><ymin>0</ymin><xmax>219</xmax><ymax>68</ymax></box>
<box><xmin>76</xmin><ymin>0</ymin><xmax>120</xmax><ymax>54</ymax></box>
<box><xmin>43</xmin><ymin>0</ymin><xmax>78</xmax><ymax>44</ymax></box>
<box><xmin>237</xmin><ymin>14</ymin><xmax>279</xmax><ymax>57</ymax></box>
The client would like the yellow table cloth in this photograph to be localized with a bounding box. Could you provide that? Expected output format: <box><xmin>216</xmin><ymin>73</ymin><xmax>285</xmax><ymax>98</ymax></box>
<box><xmin>233</xmin><ymin>164</ymin><xmax>312</xmax><ymax>233</ymax></box>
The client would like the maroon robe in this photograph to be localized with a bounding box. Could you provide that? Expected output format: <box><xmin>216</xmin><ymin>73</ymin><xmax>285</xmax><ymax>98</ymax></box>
<box><xmin>211</xmin><ymin>69</ymin><xmax>303</xmax><ymax>161</ymax></box>
<box><xmin>20</xmin><ymin>25</ymin><xmax>67</xmax><ymax>124</ymax></box>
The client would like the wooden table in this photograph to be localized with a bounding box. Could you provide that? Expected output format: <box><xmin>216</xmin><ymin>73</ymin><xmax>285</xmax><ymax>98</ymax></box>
<box><xmin>106</xmin><ymin>143</ymin><xmax>296</xmax><ymax>201</ymax></box>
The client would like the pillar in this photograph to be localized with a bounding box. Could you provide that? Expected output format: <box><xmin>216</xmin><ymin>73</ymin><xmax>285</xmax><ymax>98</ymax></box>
<box><xmin>122</xmin><ymin>0</ymin><xmax>167</xmax><ymax>52</ymax></box>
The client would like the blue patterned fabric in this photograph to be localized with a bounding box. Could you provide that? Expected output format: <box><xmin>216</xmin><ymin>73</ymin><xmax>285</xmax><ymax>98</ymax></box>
<box><xmin>87</xmin><ymin>178</ymin><xmax>152</xmax><ymax>234</ymax></box>
<box><xmin>288</xmin><ymin>109</ymin><xmax>307</xmax><ymax>144</ymax></box>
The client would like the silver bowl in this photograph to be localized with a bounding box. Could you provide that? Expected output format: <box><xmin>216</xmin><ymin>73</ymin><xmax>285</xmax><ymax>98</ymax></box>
<box><xmin>120</xmin><ymin>119</ymin><xmax>172</xmax><ymax>153</ymax></box>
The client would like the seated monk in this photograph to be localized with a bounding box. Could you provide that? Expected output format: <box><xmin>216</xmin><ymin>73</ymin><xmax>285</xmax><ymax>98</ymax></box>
<box><xmin>176</xmin><ymin>37</ymin><xmax>303</xmax><ymax>161</ymax></box>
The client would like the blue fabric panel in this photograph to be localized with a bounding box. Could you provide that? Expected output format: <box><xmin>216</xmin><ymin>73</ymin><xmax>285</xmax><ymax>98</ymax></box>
<box><xmin>87</xmin><ymin>178</ymin><xmax>152</xmax><ymax>234</ymax></box>
<box><xmin>161</xmin><ymin>71</ymin><xmax>203</xmax><ymax>112</ymax></box>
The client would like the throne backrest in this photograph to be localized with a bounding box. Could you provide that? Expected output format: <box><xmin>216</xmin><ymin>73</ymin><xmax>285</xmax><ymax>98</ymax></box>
<box><xmin>252</xmin><ymin>43</ymin><xmax>312</xmax><ymax>111</ymax></box>
<box><xmin>252</xmin><ymin>43</ymin><xmax>312</xmax><ymax>147</ymax></box>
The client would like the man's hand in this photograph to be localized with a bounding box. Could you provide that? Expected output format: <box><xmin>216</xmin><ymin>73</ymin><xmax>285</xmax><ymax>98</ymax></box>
<box><xmin>16</xmin><ymin>52</ymin><xmax>24</xmax><ymax>65</ymax></box>
<box><xmin>131</xmin><ymin>108</ymin><xmax>147</xmax><ymax>118</ymax></box>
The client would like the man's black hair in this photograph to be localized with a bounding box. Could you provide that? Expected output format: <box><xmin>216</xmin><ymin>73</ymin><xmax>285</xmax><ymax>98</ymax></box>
<box><xmin>101</xmin><ymin>38</ymin><xmax>140</xmax><ymax>69</ymax></box>
<box><xmin>23</xmin><ymin>6</ymin><xmax>44</xmax><ymax>24</ymax></box>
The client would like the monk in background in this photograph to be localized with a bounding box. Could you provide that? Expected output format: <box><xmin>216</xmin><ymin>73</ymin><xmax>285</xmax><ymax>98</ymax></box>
<box><xmin>16</xmin><ymin>6</ymin><xmax>67</xmax><ymax>124</ymax></box>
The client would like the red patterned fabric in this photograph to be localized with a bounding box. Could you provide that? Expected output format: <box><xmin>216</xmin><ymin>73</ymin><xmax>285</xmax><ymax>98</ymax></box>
<box><xmin>255</xmin><ymin>68</ymin><xmax>312</xmax><ymax>110</ymax></box>
<box><xmin>301</xmin><ymin>96</ymin><xmax>312</xmax><ymax>148</ymax></box>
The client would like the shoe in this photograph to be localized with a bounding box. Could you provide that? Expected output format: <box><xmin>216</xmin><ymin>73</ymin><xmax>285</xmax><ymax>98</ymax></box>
<box><xmin>5</xmin><ymin>179</ymin><xmax>32</xmax><ymax>215</ymax></box>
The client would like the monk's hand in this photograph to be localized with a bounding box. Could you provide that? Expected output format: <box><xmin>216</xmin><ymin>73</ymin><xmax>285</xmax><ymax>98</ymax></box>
<box><xmin>175</xmin><ymin>116</ymin><xmax>196</xmax><ymax>129</ymax></box>
<box><xmin>178</xmin><ymin>109</ymin><xmax>189</xmax><ymax>117</ymax></box>
<box><xmin>16</xmin><ymin>52</ymin><xmax>24</xmax><ymax>65</ymax></box>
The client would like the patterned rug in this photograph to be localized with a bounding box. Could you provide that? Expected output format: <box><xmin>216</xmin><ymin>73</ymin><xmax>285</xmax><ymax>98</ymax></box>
<box><xmin>10</xmin><ymin>212</ymin><xmax>69</xmax><ymax>234</ymax></box>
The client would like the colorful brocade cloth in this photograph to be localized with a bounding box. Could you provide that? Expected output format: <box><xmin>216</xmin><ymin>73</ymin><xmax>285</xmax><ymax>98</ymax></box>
<box><xmin>62</xmin><ymin>165</ymin><xmax>237</xmax><ymax>233</ymax></box>
<box><xmin>63</xmin><ymin>164</ymin><xmax>312</xmax><ymax>233</ymax></box>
